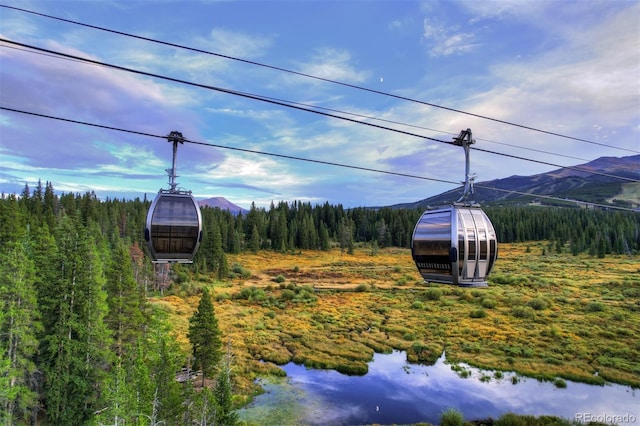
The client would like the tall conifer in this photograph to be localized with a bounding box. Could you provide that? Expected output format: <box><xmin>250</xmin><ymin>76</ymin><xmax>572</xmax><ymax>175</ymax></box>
<box><xmin>188</xmin><ymin>288</ymin><xmax>222</xmax><ymax>387</ymax></box>
<box><xmin>104</xmin><ymin>239</ymin><xmax>146</xmax><ymax>358</ymax></box>
<box><xmin>0</xmin><ymin>240</ymin><xmax>40</xmax><ymax>424</ymax></box>
<box><xmin>41</xmin><ymin>216</ymin><xmax>112</xmax><ymax>424</ymax></box>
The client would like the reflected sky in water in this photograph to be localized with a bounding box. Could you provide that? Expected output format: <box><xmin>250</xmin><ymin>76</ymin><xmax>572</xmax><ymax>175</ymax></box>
<box><xmin>240</xmin><ymin>351</ymin><xmax>639</xmax><ymax>425</ymax></box>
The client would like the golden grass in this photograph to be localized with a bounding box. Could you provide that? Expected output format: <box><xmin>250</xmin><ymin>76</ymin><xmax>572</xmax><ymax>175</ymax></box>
<box><xmin>149</xmin><ymin>243</ymin><xmax>640</xmax><ymax>401</ymax></box>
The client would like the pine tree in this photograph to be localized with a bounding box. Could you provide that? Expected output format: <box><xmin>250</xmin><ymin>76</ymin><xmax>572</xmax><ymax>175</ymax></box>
<box><xmin>41</xmin><ymin>216</ymin><xmax>112</xmax><ymax>424</ymax></box>
<box><xmin>95</xmin><ymin>359</ymin><xmax>131</xmax><ymax>425</ymax></box>
<box><xmin>0</xmin><ymin>240</ymin><xmax>41</xmax><ymax>424</ymax></box>
<box><xmin>214</xmin><ymin>342</ymin><xmax>238</xmax><ymax>426</ymax></box>
<box><xmin>145</xmin><ymin>308</ymin><xmax>186</xmax><ymax>423</ymax></box>
<box><xmin>319</xmin><ymin>222</ymin><xmax>330</xmax><ymax>251</ymax></box>
<box><xmin>217</xmin><ymin>252</ymin><xmax>229</xmax><ymax>281</ymax></box>
<box><xmin>188</xmin><ymin>288</ymin><xmax>222</xmax><ymax>387</ymax></box>
<box><xmin>250</xmin><ymin>224</ymin><xmax>260</xmax><ymax>253</ymax></box>
<box><xmin>0</xmin><ymin>194</ymin><xmax>27</xmax><ymax>245</ymax></box>
<box><xmin>186</xmin><ymin>386</ymin><xmax>217</xmax><ymax>426</ymax></box>
<box><xmin>209</xmin><ymin>221</ymin><xmax>223</xmax><ymax>275</ymax></box>
<box><xmin>104</xmin><ymin>239</ymin><xmax>146</xmax><ymax>358</ymax></box>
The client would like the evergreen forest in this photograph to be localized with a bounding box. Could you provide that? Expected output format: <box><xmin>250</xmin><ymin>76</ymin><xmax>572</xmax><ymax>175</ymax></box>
<box><xmin>1</xmin><ymin>180</ymin><xmax>639</xmax><ymax>424</ymax></box>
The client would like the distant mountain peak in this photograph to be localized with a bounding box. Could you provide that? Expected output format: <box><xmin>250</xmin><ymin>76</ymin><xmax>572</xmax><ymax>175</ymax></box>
<box><xmin>391</xmin><ymin>154</ymin><xmax>640</xmax><ymax>209</ymax></box>
<box><xmin>198</xmin><ymin>197</ymin><xmax>247</xmax><ymax>214</ymax></box>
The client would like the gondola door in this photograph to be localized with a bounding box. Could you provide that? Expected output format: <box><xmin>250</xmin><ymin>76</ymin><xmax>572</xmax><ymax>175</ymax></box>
<box><xmin>458</xmin><ymin>208</ymin><xmax>478</xmax><ymax>282</ymax></box>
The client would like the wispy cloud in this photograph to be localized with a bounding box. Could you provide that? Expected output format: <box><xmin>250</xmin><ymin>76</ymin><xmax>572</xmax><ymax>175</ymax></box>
<box><xmin>208</xmin><ymin>28</ymin><xmax>273</xmax><ymax>59</ymax></box>
<box><xmin>297</xmin><ymin>47</ymin><xmax>369</xmax><ymax>83</ymax></box>
<box><xmin>1</xmin><ymin>1</ymin><xmax>637</xmax><ymax>207</ymax></box>
<box><xmin>421</xmin><ymin>18</ymin><xmax>478</xmax><ymax>56</ymax></box>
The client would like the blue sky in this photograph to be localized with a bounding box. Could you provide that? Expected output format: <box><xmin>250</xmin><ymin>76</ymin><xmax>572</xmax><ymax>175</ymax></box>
<box><xmin>1</xmin><ymin>0</ymin><xmax>638</xmax><ymax>208</ymax></box>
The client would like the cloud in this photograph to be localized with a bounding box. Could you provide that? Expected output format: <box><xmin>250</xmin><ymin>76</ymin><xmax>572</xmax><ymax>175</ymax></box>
<box><xmin>196</xmin><ymin>152</ymin><xmax>315</xmax><ymax>195</ymax></box>
<box><xmin>1</xmin><ymin>1</ymin><xmax>636</xmax><ymax>208</ymax></box>
<box><xmin>421</xmin><ymin>18</ymin><xmax>478</xmax><ymax>56</ymax></box>
<box><xmin>474</xmin><ymin>4</ymin><xmax>640</xmax><ymax>147</ymax></box>
<box><xmin>208</xmin><ymin>28</ymin><xmax>273</xmax><ymax>59</ymax></box>
<box><xmin>296</xmin><ymin>47</ymin><xmax>369</xmax><ymax>83</ymax></box>
<box><xmin>0</xmin><ymin>37</ymin><xmax>203</xmax><ymax>167</ymax></box>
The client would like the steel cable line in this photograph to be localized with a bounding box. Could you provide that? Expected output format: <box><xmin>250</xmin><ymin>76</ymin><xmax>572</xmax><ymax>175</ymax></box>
<box><xmin>230</xmin><ymin>93</ymin><xmax>597</xmax><ymax>163</ymax></box>
<box><xmin>0</xmin><ymin>40</ymin><xmax>454</xmax><ymax>146</ymax></box>
<box><xmin>0</xmin><ymin>106</ymin><xmax>458</xmax><ymax>185</ymax></box>
<box><xmin>2</xmin><ymin>3</ymin><xmax>638</xmax><ymax>155</ymax></box>
<box><xmin>3</xmin><ymin>105</ymin><xmax>637</xmax><ymax>212</ymax></box>
<box><xmin>1</xmin><ymin>38</ymin><xmax>638</xmax><ymax>184</ymax></box>
<box><xmin>2</xmin><ymin>43</ymin><xmax>593</xmax><ymax>164</ymax></box>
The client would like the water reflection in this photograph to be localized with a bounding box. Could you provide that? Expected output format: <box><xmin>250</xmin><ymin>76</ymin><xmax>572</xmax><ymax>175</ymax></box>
<box><xmin>238</xmin><ymin>351</ymin><xmax>639</xmax><ymax>425</ymax></box>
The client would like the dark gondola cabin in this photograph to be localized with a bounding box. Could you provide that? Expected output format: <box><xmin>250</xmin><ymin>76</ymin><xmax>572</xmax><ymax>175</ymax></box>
<box><xmin>144</xmin><ymin>131</ymin><xmax>203</xmax><ymax>263</ymax></box>
<box><xmin>145</xmin><ymin>191</ymin><xmax>203</xmax><ymax>263</ymax></box>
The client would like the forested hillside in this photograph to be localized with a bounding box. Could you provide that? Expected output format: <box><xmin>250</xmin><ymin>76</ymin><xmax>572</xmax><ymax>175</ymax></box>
<box><xmin>0</xmin><ymin>181</ymin><xmax>639</xmax><ymax>424</ymax></box>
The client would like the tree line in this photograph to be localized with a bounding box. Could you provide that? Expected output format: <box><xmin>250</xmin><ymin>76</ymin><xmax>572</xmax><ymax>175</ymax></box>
<box><xmin>1</xmin><ymin>182</ymin><xmax>234</xmax><ymax>425</ymax></box>
<box><xmin>1</xmin><ymin>181</ymin><xmax>638</xmax><ymax>423</ymax></box>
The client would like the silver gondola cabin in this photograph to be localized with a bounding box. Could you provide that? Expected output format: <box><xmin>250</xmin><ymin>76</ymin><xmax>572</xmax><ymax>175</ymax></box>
<box><xmin>411</xmin><ymin>129</ymin><xmax>498</xmax><ymax>286</ymax></box>
<box><xmin>145</xmin><ymin>131</ymin><xmax>203</xmax><ymax>263</ymax></box>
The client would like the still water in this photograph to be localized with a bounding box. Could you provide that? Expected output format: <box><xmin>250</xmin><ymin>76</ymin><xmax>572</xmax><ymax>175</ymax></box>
<box><xmin>238</xmin><ymin>351</ymin><xmax>639</xmax><ymax>425</ymax></box>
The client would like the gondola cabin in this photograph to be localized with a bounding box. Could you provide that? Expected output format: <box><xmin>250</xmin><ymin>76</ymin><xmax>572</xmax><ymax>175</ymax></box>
<box><xmin>412</xmin><ymin>205</ymin><xmax>497</xmax><ymax>287</ymax></box>
<box><xmin>145</xmin><ymin>191</ymin><xmax>203</xmax><ymax>263</ymax></box>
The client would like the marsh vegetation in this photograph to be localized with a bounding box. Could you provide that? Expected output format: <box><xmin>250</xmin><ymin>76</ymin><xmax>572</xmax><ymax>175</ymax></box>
<box><xmin>154</xmin><ymin>241</ymin><xmax>640</xmax><ymax>406</ymax></box>
<box><xmin>2</xmin><ymin>187</ymin><xmax>638</xmax><ymax>424</ymax></box>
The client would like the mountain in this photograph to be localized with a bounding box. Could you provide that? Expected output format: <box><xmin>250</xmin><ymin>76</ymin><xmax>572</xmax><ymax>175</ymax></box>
<box><xmin>392</xmin><ymin>154</ymin><xmax>640</xmax><ymax>209</ymax></box>
<box><xmin>198</xmin><ymin>197</ymin><xmax>248</xmax><ymax>214</ymax></box>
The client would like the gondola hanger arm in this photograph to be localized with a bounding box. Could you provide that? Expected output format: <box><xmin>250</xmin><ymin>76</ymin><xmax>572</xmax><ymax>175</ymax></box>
<box><xmin>452</xmin><ymin>129</ymin><xmax>476</xmax><ymax>204</ymax></box>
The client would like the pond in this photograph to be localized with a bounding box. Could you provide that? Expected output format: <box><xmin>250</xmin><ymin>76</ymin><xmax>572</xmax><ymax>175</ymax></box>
<box><xmin>238</xmin><ymin>351</ymin><xmax>639</xmax><ymax>425</ymax></box>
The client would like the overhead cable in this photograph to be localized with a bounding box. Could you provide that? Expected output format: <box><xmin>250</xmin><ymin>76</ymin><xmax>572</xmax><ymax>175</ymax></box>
<box><xmin>0</xmin><ymin>106</ymin><xmax>458</xmax><ymax>185</ymax></box>
<box><xmin>1</xmin><ymin>39</ymin><xmax>638</xmax><ymax>185</ymax></box>
<box><xmin>1</xmin><ymin>106</ymin><xmax>637</xmax><ymax>213</ymax></box>
<box><xmin>2</xmin><ymin>43</ymin><xmax>593</xmax><ymax>164</ymax></box>
<box><xmin>1</xmin><ymin>4</ymin><xmax>638</xmax><ymax>155</ymax></box>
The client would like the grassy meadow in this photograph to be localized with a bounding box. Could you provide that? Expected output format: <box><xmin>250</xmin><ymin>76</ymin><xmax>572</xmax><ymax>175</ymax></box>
<box><xmin>149</xmin><ymin>242</ymin><xmax>640</xmax><ymax>405</ymax></box>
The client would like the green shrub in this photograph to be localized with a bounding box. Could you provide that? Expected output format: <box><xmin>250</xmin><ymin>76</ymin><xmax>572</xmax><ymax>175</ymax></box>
<box><xmin>495</xmin><ymin>413</ymin><xmax>533</xmax><ymax>426</ymax></box>
<box><xmin>440</xmin><ymin>407</ymin><xmax>464</xmax><ymax>426</ymax></box>
<box><xmin>585</xmin><ymin>301</ymin><xmax>605</xmax><ymax>312</ymax></box>
<box><xmin>411</xmin><ymin>300</ymin><xmax>424</xmax><ymax>310</ymax></box>
<box><xmin>231</xmin><ymin>263</ymin><xmax>252</xmax><ymax>279</ymax></box>
<box><xmin>469</xmin><ymin>309</ymin><xmax>487</xmax><ymax>318</ymax></box>
<box><xmin>173</xmin><ymin>270</ymin><xmax>189</xmax><ymax>284</ymax></box>
<box><xmin>425</xmin><ymin>288</ymin><xmax>443</xmax><ymax>301</ymax></box>
<box><xmin>408</xmin><ymin>341</ymin><xmax>441</xmax><ymax>364</ymax></box>
<box><xmin>471</xmin><ymin>289</ymin><xmax>484</xmax><ymax>298</ymax></box>
<box><xmin>403</xmin><ymin>331</ymin><xmax>416</xmax><ymax>341</ymax></box>
<box><xmin>622</xmin><ymin>287</ymin><xmax>640</xmax><ymax>298</ymax></box>
<box><xmin>461</xmin><ymin>342</ymin><xmax>481</xmax><ymax>354</ymax></box>
<box><xmin>292</xmin><ymin>287</ymin><xmax>317</xmax><ymax>304</ymax></box>
<box><xmin>273</xmin><ymin>274</ymin><xmax>286</xmax><ymax>283</ymax></box>
<box><xmin>336</xmin><ymin>362</ymin><xmax>368</xmax><ymax>376</ymax></box>
<box><xmin>280</xmin><ymin>289</ymin><xmax>296</xmax><ymax>301</ymax></box>
<box><xmin>236</xmin><ymin>286</ymin><xmax>265</xmax><ymax>301</ymax></box>
<box><xmin>553</xmin><ymin>378</ymin><xmax>567</xmax><ymax>388</ymax></box>
<box><xmin>512</xmin><ymin>306</ymin><xmax>535</xmax><ymax>319</ymax></box>
<box><xmin>526</xmin><ymin>297</ymin><xmax>549</xmax><ymax>311</ymax></box>
<box><xmin>355</xmin><ymin>283</ymin><xmax>370</xmax><ymax>292</ymax></box>
<box><xmin>215</xmin><ymin>292</ymin><xmax>230</xmax><ymax>302</ymax></box>
<box><xmin>481</xmin><ymin>298</ymin><xmax>497</xmax><ymax>309</ymax></box>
